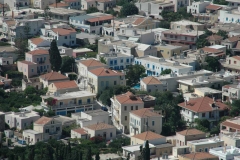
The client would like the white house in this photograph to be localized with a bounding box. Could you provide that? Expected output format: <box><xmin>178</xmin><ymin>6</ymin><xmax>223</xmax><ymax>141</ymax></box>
<box><xmin>140</xmin><ymin>76</ymin><xmax>167</xmax><ymax>93</ymax></box>
<box><xmin>71</xmin><ymin>128</ymin><xmax>88</xmax><ymax>139</ymax></box>
<box><xmin>129</xmin><ymin>108</ymin><xmax>162</xmax><ymax>136</ymax></box>
<box><xmin>222</xmin><ymin>84</ymin><xmax>240</xmax><ymax>103</ymax></box>
<box><xmin>219</xmin><ymin>7</ymin><xmax>240</xmax><ymax>24</ymax></box>
<box><xmin>22</xmin><ymin>129</ymin><xmax>43</xmax><ymax>145</ymax></box>
<box><xmin>28</xmin><ymin>37</ymin><xmax>51</xmax><ymax>51</ymax></box>
<box><xmin>209</xmin><ymin>146</ymin><xmax>240</xmax><ymax>160</ymax></box>
<box><xmin>187</xmin><ymin>1</ymin><xmax>211</xmax><ymax>14</ymax></box>
<box><xmin>0</xmin><ymin>57</ymin><xmax>13</xmax><ymax>65</ymax></box>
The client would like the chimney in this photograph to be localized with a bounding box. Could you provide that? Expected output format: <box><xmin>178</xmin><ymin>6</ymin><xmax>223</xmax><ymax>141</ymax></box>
<box><xmin>5</xmin><ymin>74</ymin><xmax>8</xmax><ymax>79</ymax></box>
<box><xmin>12</xmin><ymin>11</ymin><xmax>14</xmax><ymax>18</ymax></box>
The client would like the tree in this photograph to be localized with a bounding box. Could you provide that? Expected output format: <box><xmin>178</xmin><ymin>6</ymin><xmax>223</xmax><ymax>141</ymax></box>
<box><xmin>158</xmin><ymin>21</ymin><xmax>170</xmax><ymax>29</ymax></box>
<box><xmin>99</xmin><ymin>57</ymin><xmax>106</xmax><ymax>64</ymax></box>
<box><xmin>160</xmin><ymin>69</ymin><xmax>171</xmax><ymax>75</ymax></box>
<box><xmin>85</xmin><ymin>147</ymin><xmax>92</xmax><ymax>160</ymax></box>
<box><xmin>195</xmin><ymin>118</ymin><xmax>210</xmax><ymax>132</ymax></box>
<box><xmin>60</xmin><ymin>56</ymin><xmax>75</xmax><ymax>73</ymax></box>
<box><xmin>217</xmin><ymin>30</ymin><xmax>228</xmax><ymax>39</ymax></box>
<box><xmin>15</xmin><ymin>33</ymin><xmax>28</xmax><ymax>60</ymax></box>
<box><xmin>126</xmin><ymin>64</ymin><xmax>146</xmax><ymax>86</ymax></box>
<box><xmin>196</xmin><ymin>29</ymin><xmax>213</xmax><ymax>49</ymax></box>
<box><xmin>95</xmin><ymin>152</ymin><xmax>100</xmax><ymax>160</ymax></box>
<box><xmin>86</xmin><ymin>7</ymin><xmax>99</xmax><ymax>14</ymax></box>
<box><xmin>49</xmin><ymin>40</ymin><xmax>62</xmax><ymax>71</ymax></box>
<box><xmin>144</xmin><ymin>141</ymin><xmax>150</xmax><ymax>160</ymax></box>
<box><xmin>120</xmin><ymin>3</ymin><xmax>138</xmax><ymax>17</ymax></box>
<box><xmin>24</xmin><ymin>23</ymin><xmax>31</xmax><ymax>39</ymax></box>
<box><xmin>203</xmin><ymin>56</ymin><xmax>220</xmax><ymax>72</ymax></box>
<box><xmin>213</xmin><ymin>0</ymin><xmax>228</xmax><ymax>5</ymax></box>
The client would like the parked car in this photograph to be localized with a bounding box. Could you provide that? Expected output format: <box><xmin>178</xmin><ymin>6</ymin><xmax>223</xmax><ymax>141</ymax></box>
<box><xmin>1</xmin><ymin>38</ymin><xmax>8</xmax><ymax>42</ymax></box>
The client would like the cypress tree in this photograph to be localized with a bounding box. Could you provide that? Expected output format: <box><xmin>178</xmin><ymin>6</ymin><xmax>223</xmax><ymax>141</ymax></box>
<box><xmin>85</xmin><ymin>147</ymin><xmax>92</xmax><ymax>160</ymax></box>
<box><xmin>144</xmin><ymin>141</ymin><xmax>150</xmax><ymax>160</ymax></box>
<box><xmin>95</xmin><ymin>152</ymin><xmax>100</xmax><ymax>160</ymax></box>
<box><xmin>49</xmin><ymin>39</ymin><xmax>62</xmax><ymax>71</ymax></box>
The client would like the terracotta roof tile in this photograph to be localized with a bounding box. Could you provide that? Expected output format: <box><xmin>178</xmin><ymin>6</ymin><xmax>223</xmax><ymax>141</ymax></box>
<box><xmin>225</xmin><ymin>36</ymin><xmax>240</xmax><ymax>43</ymax></box>
<box><xmin>28</xmin><ymin>49</ymin><xmax>49</xmax><ymax>55</ymax></box>
<box><xmin>40</xmin><ymin>72</ymin><xmax>69</xmax><ymax>81</ymax></box>
<box><xmin>87</xmin><ymin>15</ymin><xmax>113</xmax><ymax>23</ymax></box>
<box><xmin>52</xmin><ymin>28</ymin><xmax>76</xmax><ymax>36</ymax></box>
<box><xmin>19</xmin><ymin>61</ymin><xmax>36</xmax><ymax>65</ymax></box>
<box><xmin>206</xmin><ymin>4</ymin><xmax>222</xmax><ymax>10</ymax></box>
<box><xmin>72</xmin><ymin>128</ymin><xmax>88</xmax><ymax>135</ymax></box>
<box><xmin>223</xmin><ymin>85</ymin><xmax>230</xmax><ymax>89</ymax></box>
<box><xmin>177</xmin><ymin>129</ymin><xmax>205</xmax><ymax>136</ymax></box>
<box><xmin>49</xmin><ymin>2</ymin><xmax>69</xmax><ymax>7</ymax></box>
<box><xmin>30</xmin><ymin>37</ymin><xmax>45</xmax><ymax>45</ymax></box>
<box><xmin>141</xmin><ymin>76</ymin><xmax>161</xmax><ymax>85</ymax></box>
<box><xmin>132</xmin><ymin>131</ymin><xmax>165</xmax><ymax>141</ymax></box>
<box><xmin>5</xmin><ymin>20</ymin><xmax>15</xmax><ymax>26</ymax></box>
<box><xmin>0</xmin><ymin>82</ymin><xmax>4</xmax><ymax>85</ymax></box>
<box><xmin>236</xmin><ymin>41</ymin><xmax>240</xmax><ymax>49</ymax></box>
<box><xmin>221</xmin><ymin>120</ymin><xmax>240</xmax><ymax>130</ymax></box>
<box><xmin>178</xmin><ymin>97</ymin><xmax>229</xmax><ymax>113</ymax></box>
<box><xmin>34</xmin><ymin>116</ymin><xmax>52</xmax><ymax>125</ymax></box>
<box><xmin>202</xmin><ymin>47</ymin><xmax>222</xmax><ymax>53</ymax></box>
<box><xmin>206</xmin><ymin>35</ymin><xmax>223</xmax><ymax>41</ymax></box>
<box><xmin>131</xmin><ymin>108</ymin><xmax>161</xmax><ymax>118</ymax></box>
<box><xmin>80</xmin><ymin>59</ymin><xmax>106</xmax><ymax>67</ymax></box>
<box><xmin>89</xmin><ymin>67</ymin><xmax>124</xmax><ymax>76</ymax></box>
<box><xmin>115</xmin><ymin>91</ymin><xmax>143</xmax><ymax>104</ymax></box>
<box><xmin>179</xmin><ymin>152</ymin><xmax>218</xmax><ymax>160</ymax></box>
<box><xmin>232</xmin><ymin>56</ymin><xmax>240</xmax><ymax>61</ymax></box>
<box><xmin>84</xmin><ymin>122</ymin><xmax>115</xmax><ymax>131</ymax></box>
<box><xmin>133</xmin><ymin>18</ymin><xmax>146</xmax><ymax>25</ymax></box>
<box><xmin>53</xmin><ymin>80</ymin><xmax>78</xmax><ymax>89</ymax></box>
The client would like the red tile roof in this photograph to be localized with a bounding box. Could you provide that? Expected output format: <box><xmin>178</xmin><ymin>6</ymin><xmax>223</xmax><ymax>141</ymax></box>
<box><xmin>115</xmin><ymin>91</ymin><xmax>143</xmax><ymax>104</ymax></box>
<box><xmin>87</xmin><ymin>15</ymin><xmax>113</xmax><ymax>23</ymax></box>
<box><xmin>225</xmin><ymin>36</ymin><xmax>240</xmax><ymax>43</ymax></box>
<box><xmin>49</xmin><ymin>2</ymin><xmax>69</xmax><ymax>7</ymax></box>
<box><xmin>178</xmin><ymin>97</ymin><xmax>229</xmax><ymax>113</ymax></box>
<box><xmin>80</xmin><ymin>59</ymin><xmax>106</xmax><ymax>67</ymax></box>
<box><xmin>84</xmin><ymin>122</ymin><xmax>115</xmax><ymax>131</ymax></box>
<box><xmin>133</xmin><ymin>18</ymin><xmax>146</xmax><ymax>25</ymax></box>
<box><xmin>206</xmin><ymin>4</ymin><xmax>222</xmax><ymax>10</ymax></box>
<box><xmin>52</xmin><ymin>28</ymin><xmax>76</xmax><ymax>36</ymax></box>
<box><xmin>89</xmin><ymin>67</ymin><xmax>124</xmax><ymax>76</ymax></box>
<box><xmin>202</xmin><ymin>47</ymin><xmax>222</xmax><ymax>53</ymax></box>
<box><xmin>177</xmin><ymin>129</ymin><xmax>205</xmax><ymax>136</ymax></box>
<box><xmin>141</xmin><ymin>76</ymin><xmax>161</xmax><ymax>85</ymax></box>
<box><xmin>34</xmin><ymin>116</ymin><xmax>52</xmax><ymax>125</ymax></box>
<box><xmin>232</xmin><ymin>56</ymin><xmax>240</xmax><ymax>61</ymax></box>
<box><xmin>206</xmin><ymin>35</ymin><xmax>223</xmax><ymax>41</ymax></box>
<box><xmin>19</xmin><ymin>61</ymin><xmax>36</xmax><ymax>65</ymax></box>
<box><xmin>72</xmin><ymin>128</ymin><xmax>88</xmax><ymax>135</ymax></box>
<box><xmin>53</xmin><ymin>80</ymin><xmax>78</xmax><ymax>89</ymax></box>
<box><xmin>28</xmin><ymin>49</ymin><xmax>49</xmax><ymax>55</ymax></box>
<box><xmin>221</xmin><ymin>120</ymin><xmax>240</xmax><ymax>130</ymax></box>
<box><xmin>179</xmin><ymin>152</ymin><xmax>218</xmax><ymax>160</ymax></box>
<box><xmin>131</xmin><ymin>108</ymin><xmax>161</xmax><ymax>118</ymax></box>
<box><xmin>40</xmin><ymin>72</ymin><xmax>69</xmax><ymax>81</ymax></box>
<box><xmin>132</xmin><ymin>131</ymin><xmax>165</xmax><ymax>141</ymax></box>
<box><xmin>30</xmin><ymin>37</ymin><xmax>45</xmax><ymax>45</ymax></box>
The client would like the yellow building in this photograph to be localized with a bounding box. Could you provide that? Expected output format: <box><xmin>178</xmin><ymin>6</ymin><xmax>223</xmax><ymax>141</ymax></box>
<box><xmin>48</xmin><ymin>80</ymin><xmax>79</xmax><ymax>94</ymax></box>
<box><xmin>155</xmin><ymin>43</ymin><xmax>189</xmax><ymax>58</ymax></box>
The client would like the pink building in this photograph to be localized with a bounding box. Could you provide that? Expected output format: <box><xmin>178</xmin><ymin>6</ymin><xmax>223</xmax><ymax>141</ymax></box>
<box><xmin>17</xmin><ymin>49</ymin><xmax>51</xmax><ymax>78</ymax></box>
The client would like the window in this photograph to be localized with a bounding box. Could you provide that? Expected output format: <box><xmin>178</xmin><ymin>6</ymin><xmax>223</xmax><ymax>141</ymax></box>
<box><xmin>205</xmin><ymin>148</ymin><xmax>208</xmax><ymax>152</ymax></box>
<box><xmin>124</xmin><ymin>106</ymin><xmax>127</xmax><ymax>111</ymax></box>
<box><xmin>45</xmin><ymin>129</ymin><xmax>49</xmax><ymax>133</ymax></box>
<box><xmin>32</xmin><ymin>69</ymin><xmax>34</xmax><ymax>72</ymax></box>
<box><xmin>114</xmin><ymin>81</ymin><xmax>117</xmax><ymax>85</ymax></box>
<box><xmin>199</xmin><ymin>149</ymin><xmax>202</xmax><ymax>152</ymax></box>
<box><xmin>72</xmin><ymin>41</ymin><xmax>74</xmax><ymax>44</ymax></box>
<box><xmin>202</xmin><ymin>113</ymin><xmax>205</xmax><ymax>117</ymax></box>
<box><xmin>56</xmin><ymin>127</ymin><xmax>60</xmax><ymax>131</ymax></box>
<box><xmin>125</xmin><ymin>116</ymin><xmax>127</xmax><ymax>120</ymax></box>
<box><xmin>234</xmin><ymin>61</ymin><xmax>237</xmax><ymax>64</ymax></box>
<box><xmin>78</xmin><ymin>100</ymin><xmax>82</xmax><ymax>105</ymax></box>
<box><xmin>110</xmin><ymin>132</ymin><xmax>112</xmax><ymax>137</ymax></box>
<box><xmin>87</xmin><ymin>99</ymin><xmax>91</xmax><ymax>104</ymax></box>
<box><xmin>65</xmin><ymin>36</ymin><xmax>67</xmax><ymax>39</ymax></box>
<box><xmin>131</xmin><ymin>106</ymin><xmax>133</xmax><ymax>110</ymax></box>
<box><xmin>121</xmin><ymin>59</ymin><xmax>123</xmax><ymax>63</ymax></box>
<box><xmin>136</xmin><ymin>106</ymin><xmax>138</xmax><ymax>110</ymax></box>
<box><xmin>152</xmin><ymin>121</ymin><xmax>155</xmax><ymax>126</ymax></box>
<box><xmin>101</xmin><ymin>81</ymin><xmax>104</xmax><ymax>86</ymax></box>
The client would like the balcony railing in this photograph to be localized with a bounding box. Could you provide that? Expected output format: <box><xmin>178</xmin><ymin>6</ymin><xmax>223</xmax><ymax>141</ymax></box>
<box><xmin>130</xmin><ymin>122</ymin><xmax>138</xmax><ymax>129</ymax></box>
<box><xmin>41</xmin><ymin>102</ymin><xmax>94</xmax><ymax>109</ymax></box>
<box><xmin>114</xmin><ymin>115</ymin><xmax>119</xmax><ymax>122</ymax></box>
<box><xmin>49</xmin><ymin>131</ymin><xmax>58</xmax><ymax>135</ymax></box>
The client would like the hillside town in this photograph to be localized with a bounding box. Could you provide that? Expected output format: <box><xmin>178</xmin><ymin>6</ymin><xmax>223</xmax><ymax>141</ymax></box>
<box><xmin>1</xmin><ymin>0</ymin><xmax>240</xmax><ymax>159</ymax></box>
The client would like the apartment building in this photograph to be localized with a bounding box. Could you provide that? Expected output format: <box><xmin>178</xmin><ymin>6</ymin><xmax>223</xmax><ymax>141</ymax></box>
<box><xmin>154</xmin><ymin>43</ymin><xmax>189</xmax><ymax>58</ymax></box>
<box><xmin>41</xmin><ymin>90</ymin><xmax>96</xmax><ymax>115</ymax></box>
<box><xmin>219</xmin><ymin>7</ymin><xmax>240</xmax><ymax>24</ymax></box>
<box><xmin>39</xmin><ymin>71</ymin><xmax>69</xmax><ymax>88</ymax></box>
<box><xmin>69</xmin><ymin>12</ymin><xmax>112</xmax><ymax>35</ymax></box>
<box><xmin>33</xmin><ymin>116</ymin><xmax>62</xmax><ymax>141</ymax></box>
<box><xmin>140</xmin><ymin>76</ymin><xmax>167</xmax><ymax>93</ymax></box>
<box><xmin>187</xmin><ymin>138</ymin><xmax>224</xmax><ymax>153</ymax></box>
<box><xmin>48</xmin><ymin>80</ymin><xmax>79</xmax><ymax>94</ymax></box>
<box><xmin>5</xmin><ymin>111</ymin><xmax>40</xmax><ymax>130</ymax></box>
<box><xmin>17</xmin><ymin>49</ymin><xmax>51</xmax><ymax>78</ymax></box>
<box><xmin>221</xmin><ymin>117</ymin><xmax>240</xmax><ymax>134</ymax></box>
<box><xmin>129</xmin><ymin>108</ymin><xmax>162</xmax><ymax>136</ymax></box>
<box><xmin>33</xmin><ymin>0</ymin><xmax>55</xmax><ymax>9</ymax></box>
<box><xmin>170</xmin><ymin>20</ymin><xmax>205</xmax><ymax>31</ymax></box>
<box><xmin>111</xmin><ymin>91</ymin><xmax>144</xmax><ymax>133</ymax></box>
<box><xmin>176</xmin><ymin>129</ymin><xmax>206</xmax><ymax>147</ymax></box>
<box><xmin>49</xmin><ymin>0</ymin><xmax>81</xmax><ymax>10</ymax></box>
<box><xmin>221</xmin><ymin>56</ymin><xmax>240</xmax><ymax>73</ymax></box>
<box><xmin>135</xmin><ymin>56</ymin><xmax>193</xmax><ymax>76</ymax></box>
<box><xmin>222</xmin><ymin>84</ymin><xmax>240</xmax><ymax>103</ymax></box>
<box><xmin>87</xmin><ymin>67</ymin><xmax>126</xmax><ymax>94</ymax></box>
<box><xmin>71</xmin><ymin>109</ymin><xmax>109</xmax><ymax>127</ymax></box>
<box><xmin>97</xmin><ymin>52</ymin><xmax>134</xmax><ymax>70</ymax></box>
<box><xmin>221</xmin><ymin>132</ymin><xmax>240</xmax><ymax>148</ymax></box>
<box><xmin>209</xmin><ymin>146</ymin><xmax>240</xmax><ymax>160</ymax></box>
<box><xmin>206</xmin><ymin>35</ymin><xmax>223</xmax><ymax>45</ymax></box>
<box><xmin>187</xmin><ymin>1</ymin><xmax>211</xmax><ymax>14</ymax></box>
<box><xmin>81</xmin><ymin>0</ymin><xmax>116</xmax><ymax>12</ymax></box>
<box><xmin>178</xmin><ymin>97</ymin><xmax>229</xmax><ymax>125</ymax></box>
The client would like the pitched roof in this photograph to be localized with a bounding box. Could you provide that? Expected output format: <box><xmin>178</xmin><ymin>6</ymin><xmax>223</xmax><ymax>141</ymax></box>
<box><xmin>232</xmin><ymin>56</ymin><xmax>240</xmax><ymax>61</ymax></box>
<box><xmin>177</xmin><ymin>129</ymin><xmax>205</xmax><ymax>136</ymax></box>
<box><xmin>52</xmin><ymin>28</ymin><xmax>76</xmax><ymax>36</ymax></box>
<box><xmin>49</xmin><ymin>2</ymin><xmax>69</xmax><ymax>7</ymax></box>
<box><xmin>225</xmin><ymin>36</ymin><xmax>240</xmax><ymax>43</ymax></box>
<box><xmin>89</xmin><ymin>67</ymin><xmax>124</xmax><ymax>76</ymax></box>
<box><xmin>19</xmin><ymin>61</ymin><xmax>36</xmax><ymax>65</ymax></box>
<box><xmin>206</xmin><ymin>4</ymin><xmax>222</xmax><ymax>10</ymax></box>
<box><xmin>72</xmin><ymin>128</ymin><xmax>88</xmax><ymax>135</ymax></box>
<box><xmin>202</xmin><ymin>47</ymin><xmax>222</xmax><ymax>53</ymax></box>
<box><xmin>178</xmin><ymin>97</ymin><xmax>229</xmax><ymax>113</ymax></box>
<box><xmin>236</xmin><ymin>41</ymin><xmax>240</xmax><ymax>49</ymax></box>
<box><xmin>141</xmin><ymin>76</ymin><xmax>161</xmax><ymax>85</ymax></box>
<box><xmin>87</xmin><ymin>15</ymin><xmax>113</xmax><ymax>23</ymax></box>
<box><xmin>5</xmin><ymin>20</ymin><xmax>15</xmax><ymax>26</ymax></box>
<box><xmin>131</xmin><ymin>108</ymin><xmax>161</xmax><ymax>118</ymax></box>
<box><xmin>132</xmin><ymin>131</ymin><xmax>165</xmax><ymax>141</ymax></box>
<box><xmin>53</xmin><ymin>80</ymin><xmax>78</xmax><ymax>89</ymax></box>
<box><xmin>179</xmin><ymin>152</ymin><xmax>218</xmax><ymax>160</ymax></box>
<box><xmin>28</xmin><ymin>49</ymin><xmax>49</xmax><ymax>55</ymax></box>
<box><xmin>84</xmin><ymin>122</ymin><xmax>115</xmax><ymax>131</ymax></box>
<box><xmin>115</xmin><ymin>91</ymin><xmax>143</xmax><ymax>104</ymax></box>
<box><xmin>206</xmin><ymin>35</ymin><xmax>223</xmax><ymax>41</ymax></box>
<box><xmin>34</xmin><ymin>116</ymin><xmax>52</xmax><ymax>125</ymax></box>
<box><xmin>80</xmin><ymin>59</ymin><xmax>106</xmax><ymax>67</ymax></box>
<box><xmin>221</xmin><ymin>120</ymin><xmax>240</xmax><ymax>130</ymax></box>
<box><xmin>133</xmin><ymin>18</ymin><xmax>146</xmax><ymax>25</ymax></box>
<box><xmin>40</xmin><ymin>72</ymin><xmax>69</xmax><ymax>81</ymax></box>
<box><xmin>30</xmin><ymin>37</ymin><xmax>45</xmax><ymax>45</ymax></box>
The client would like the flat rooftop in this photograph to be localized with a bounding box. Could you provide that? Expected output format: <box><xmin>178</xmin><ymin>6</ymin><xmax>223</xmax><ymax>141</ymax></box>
<box><xmin>210</xmin><ymin>146</ymin><xmax>240</xmax><ymax>155</ymax></box>
<box><xmin>23</xmin><ymin>129</ymin><xmax>41</xmax><ymax>134</ymax></box>
<box><xmin>163</xmin><ymin>29</ymin><xmax>205</xmax><ymax>36</ymax></box>
<box><xmin>195</xmin><ymin>87</ymin><xmax>223</xmax><ymax>94</ymax></box>
<box><xmin>5</xmin><ymin>111</ymin><xmax>39</xmax><ymax>119</ymax></box>
<box><xmin>50</xmin><ymin>8</ymin><xmax>85</xmax><ymax>15</ymax></box>
<box><xmin>99</xmin><ymin>52</ymin><xmax>132</xmax><ymax>58</ymax></box>
<box><xmin>53</xmin><ymin>115</ymin><xmax>75</xmax><ymax>123</ymax></box>
<box><xmin>178</xmin><ymin>77</ymin><xmax>223</xmax><ymax>86</ymax></box>
<box><xmin>187</xmin><ymin>138</ymin><xmax>222</xmax><ymax>145</ymax></box>
<box><xmin>172</xmin><ymin>20</ymin><xmax>203</xmax><ymax>26</ymax></box>
<box><xmin>42</xmin><ymin>91</ymin><xmax>96</xmax><ymax>100</ymax></box>
<box><xmin>154</xmin><ymin>44</ymin><xmax>182</xmax><ymax>50</ymax></box>
<box><xmin>84</xmin><ymin>109</ymin><xmax>109</xmax><ymax>116</ymax></box>
<box><xmin>122</xmin><ymin>143</ymin><xmax>155</xmax><ymax>152</ymax></box>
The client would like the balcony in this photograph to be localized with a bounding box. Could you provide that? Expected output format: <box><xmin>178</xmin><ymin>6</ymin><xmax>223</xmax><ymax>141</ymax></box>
<box><xmin>39</xmin><ymin>60</ymin><xmax>45</xmax><ymax>64</ymax></box>
<box><xmin>114</xmin><ymin>105</ymin><xmax>120</xmax><ymax>111</ymax></box>
<box><xmin>41</xmin><ymin>102</ymin><xmax>94</xmax><ymax>110</ymax></box>
<box><xmin>49</xmin><ymin>131</ymin><xmax>58</xmax><ymax>135</ymax></box>
<box><xmin>130</xmin><ymin>122</ymin><xmax>138</xmax><ymax>129</ymax></box>
<box><xmin>114</xmin><ymin>115</ymin><xmax>119</xmax><ymax>122</ymax></box>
